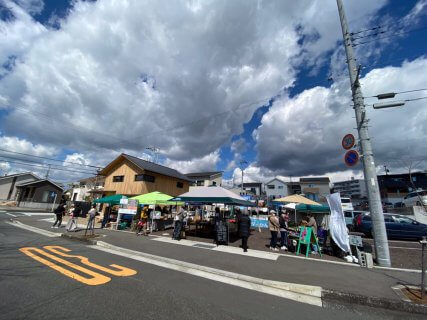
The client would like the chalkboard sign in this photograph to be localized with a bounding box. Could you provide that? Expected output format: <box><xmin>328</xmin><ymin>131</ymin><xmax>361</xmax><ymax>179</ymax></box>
<box><xmin>215</xmin><ymin>221</ymin><xmax>228</xmax><ymax>245</ymax></box>
<box><xmin>296</xmin><ymin>226</ymin><xmax>322</xmax><ymax>257</ymax></box>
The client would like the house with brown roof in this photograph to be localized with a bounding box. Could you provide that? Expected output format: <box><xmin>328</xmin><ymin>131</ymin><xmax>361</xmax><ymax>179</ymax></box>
<box><xmin>99</xmin><ymin>154</ymin><xmax>190</xmax><ymax>197</ymax></box>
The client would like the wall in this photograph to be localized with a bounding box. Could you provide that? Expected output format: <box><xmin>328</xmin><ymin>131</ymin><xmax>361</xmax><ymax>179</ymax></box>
<box><xmin>300</xmin><ymin>182</ymin><xmax>330</xmax><ymax>203</ymax></box>
<box><xmin>0</xmin><ymin>174</ymin><xmax>38</xmax><ymax>200</ymax></box>
<box><xmin>31</xmin><ymin>184</ymin><xmax>62</xmax><ymax>204</ymax></box>
<box><xmin>266</xmin><ymin>180</ymin><xmax>289</xmax><ymax>199</ymax></box>
<box><xmin>103</xmin><ymin>160</ymin><xmax>190</xmax><ymax>197</ymax></box>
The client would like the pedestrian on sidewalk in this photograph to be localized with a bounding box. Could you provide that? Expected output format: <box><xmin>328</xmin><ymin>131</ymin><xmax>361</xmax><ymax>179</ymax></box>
<box><xmin>279</xmin><ymin>210</ymin><xmax>289</xmax><ymax>251</ymax></box>
<box><xmin>136</xmin><ymin>207</ymin><xmax>148</xmax><ymax>236</ymax></box>
<box><xmin>268</xmin><ymin>210</ymin><xmax>279</xmax><ymax>251</ymax></box>
<box><xmin>86</xmin><ymin>204</ymin><xmax>97</xmax><ymax>234</ymax></box>
<box><xmin>52</xmin><ymin>203</ymin><xmax>65</xmax><ymax>228</ymax></box>
<box><xmin>238</xmin><ymin>209</ymin><xmax>251</xmax><ymax>252</ymax></box>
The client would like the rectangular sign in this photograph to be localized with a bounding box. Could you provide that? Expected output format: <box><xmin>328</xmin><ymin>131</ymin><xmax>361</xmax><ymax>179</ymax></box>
<box><xmin>349</xmin><ymin>235</ymin><xmax>363</xmax><ymax>247</ymax></box>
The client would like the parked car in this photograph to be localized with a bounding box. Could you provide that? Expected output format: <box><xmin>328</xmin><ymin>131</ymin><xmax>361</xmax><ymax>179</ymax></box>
<box><xmin>341</xmin><ymin>197</ymin><xmax>354</xmax><ymax>211</ymax></box>
<box><xmin>353</xmin><ymin>212</ymin><xmax>427</xmax><ymax>240</ymax></box>
<box><xmin>344</xmin><ymin>210</ymin><xmax>366</xmax><ymax>230</ymax></box>
<box><xmin>382</xmin><ymin>202</ymin><xmax>393</xmax><ymax>212</ymax></box>
<box><xmin>393</xmin><ymin>202</ymin><xmax>404</xmax><ymax>208</ymax></box>
<box><xmin>403</xmin><ymin>190</ymin><xmax>427</xmax><ymax>207</ymax></box>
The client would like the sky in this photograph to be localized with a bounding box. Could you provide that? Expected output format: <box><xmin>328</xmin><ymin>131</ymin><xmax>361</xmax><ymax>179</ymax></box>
<box><xmin>0</xmin><ymin>0</ymin><xmax>426</xmax><ymax>186</ymax></box>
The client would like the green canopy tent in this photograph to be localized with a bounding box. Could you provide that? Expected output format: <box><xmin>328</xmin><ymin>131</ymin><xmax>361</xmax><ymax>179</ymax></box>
<box><xmin>295</xmin><ymin>203</ymin><xmax>330</xmax><ymax>213</ymax></box>
<box><xmin>130</xmin><ymin>191</ymin><xmax>184</xmax><ymax>206</ymax></box>
<box><xmin>93</xmin><ymin>194</ymin><xmax>126</xmax><ymax>205</ymax></box>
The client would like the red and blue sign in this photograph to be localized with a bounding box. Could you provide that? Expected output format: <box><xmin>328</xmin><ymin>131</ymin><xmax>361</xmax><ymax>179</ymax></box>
<box><xmin>344</xmin><ymin>150</ymin><xmax>359</xmax><ymax>167</ymax></box>
<box><xmin>342</xmin><ymin>134</ymin><xmax>355</xmax><ymax>150</ymax></box>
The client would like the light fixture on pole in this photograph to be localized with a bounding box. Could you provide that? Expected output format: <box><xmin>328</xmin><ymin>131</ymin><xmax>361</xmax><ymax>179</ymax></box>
<box><xmin>239</xmin><ymin>160</ymin><xmax>248</xmax><ymax>196</ymax></box>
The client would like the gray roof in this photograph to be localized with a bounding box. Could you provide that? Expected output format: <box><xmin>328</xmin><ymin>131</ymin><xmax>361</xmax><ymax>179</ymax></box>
<box><xmin>16</xmin><ymin>179</ymin><xmax>64</xmax><ymax>190</ymax></box>
<box><xmin>185</xmin><ymin>171</ymin><xmax>222</xmax><ymax>178</ymax></box>
<box><xmin>0</xmin><ymin>172</ymin><xmax>40</xmax><ymax>181</ymax></box>
<box><xmin>123</xmin><ymin>154</ymin><xmax>191</xmax><ymax>181</ymax></box>
<box><xmin>300</xmin><ymin>177</ymin><xmax>330</xmax><ymax>183</ymax></box>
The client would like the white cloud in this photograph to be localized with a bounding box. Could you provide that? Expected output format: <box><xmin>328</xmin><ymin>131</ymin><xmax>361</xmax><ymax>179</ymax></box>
<box><xmin>164</xmin><ymin>150</ymin><xmax>220</xmax><ymax>174</ymax></box>
<box><xmin>12</xmin><ymin>0</ymin><xmax>44</xmax><ymax>15</ymax></box>
<box><xmin>0</xmin><ymin>0</ymin><xmax>387</xmax><ymax>162</ymax></box>
<box><xmin>0</xmin><ymin>135</ymin><xmax>56</xmax><ymax>156</ymax></box>
<box><xmin>254</xmin><ymin>57</ymin><xmax>427</xmax><ymax>177</ymax></box>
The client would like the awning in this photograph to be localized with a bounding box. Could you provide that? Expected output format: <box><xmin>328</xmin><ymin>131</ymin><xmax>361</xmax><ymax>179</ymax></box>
<box><xmin>130</xmin><ymin>191</ymin><xmax>184</xmax><ymax>206</ymax></box>
<box><xmin>274</xmin><ymin>194</ymin><xmax>321</xmax><ymax>206</ymax></box>
<box><xmin>173</xmin><ymin>186</ymin><xmax>255</xmax><ymax>206</ymax></box>
<box><xmin>93</xmin><ymin>194</ymin><xmax>126</xmax><ymax>205</ymax></box>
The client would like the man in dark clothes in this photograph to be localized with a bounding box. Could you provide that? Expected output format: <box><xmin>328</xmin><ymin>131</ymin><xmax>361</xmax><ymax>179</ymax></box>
<box><xmin>52</xmin><ymin>203</ymin><xmax>65</xmax><ymax>228</ymax></box>
<box><xmin>238</xmin><ymin>210</ymin><xmax>251</xmax><ymax>252</ymax></box>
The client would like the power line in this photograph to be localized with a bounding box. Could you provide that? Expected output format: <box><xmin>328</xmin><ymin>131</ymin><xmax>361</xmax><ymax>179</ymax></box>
<box><xmin>0</xmin><ymin>158</ymin><xmax>98</xmax><ymax>175</ymax></box>
<box><xmin>365</xmin><ymin>88</ymin><xmax>427</xmax><ymax>99</ymax></box>
<box><xmin>352</xmin><ymin>26</ymin><xmax>427</xmax><ymax>47</ymax></box>
<box><xmin>0</xmin><ymin>147</ymin><xmax>103</xmax><ymax>169</ymax></box>
<box><xmin>0</xmin><ymin>154</ymin><xmax>97</xmax><ymax>174</ymax></box>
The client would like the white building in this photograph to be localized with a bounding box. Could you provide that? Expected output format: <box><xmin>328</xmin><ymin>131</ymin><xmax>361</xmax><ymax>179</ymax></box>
<box><xmin>333</xmin><ymin>178</ymin><xmax>367</xmax><ymax>199</ymax></box>
<box><xmin>299</xmin><ymin>177</ymin><xmax>331</xmax><ymax>203</ymax></box>
<box><xmin>70</xmin><ymin>176</ymin><xmax>105</xmax><ymax>202</ymax></box>
<box><xmin>0</xmin><ymin>172</ymin><xmax>39</xmax><ymax>201</ymax></box>
<box><xmin>185</xmin><ymin>171</ymin><xmax>223</xmax><ymax>187</ymax></box>
<box><xmin>265</xmin><ymin>178</ymin><xmax>289</xmax><ymax>201</ymax></box>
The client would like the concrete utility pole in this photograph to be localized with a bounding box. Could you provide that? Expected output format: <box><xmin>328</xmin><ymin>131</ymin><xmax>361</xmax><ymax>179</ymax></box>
<box><xmin>45</xmin><ymin>164</ymin><xmax>51</xmax><ymax>180</ymax></box>
<box><xmin>336</xmin><ymin>0</ymin><xmax>391</xmax><ymax>266</ymax></box>
<box><xmin>239</xmin><ymin>160</ymin><xmax>247</xmax><ymax>195</ymax></box>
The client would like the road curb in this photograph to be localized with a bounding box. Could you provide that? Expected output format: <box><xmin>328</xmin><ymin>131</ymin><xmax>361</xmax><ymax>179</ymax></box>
<box><xmin>322</xmin><ymin>289</ymin><xmax>427</xmax><ymax>315</ymax></box>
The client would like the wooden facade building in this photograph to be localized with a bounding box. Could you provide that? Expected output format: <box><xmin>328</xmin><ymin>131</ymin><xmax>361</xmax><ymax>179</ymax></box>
<box><xmin>99</xmin><ymin>154</ymin><xmax>190</xmax><ymax>197</ymax></box>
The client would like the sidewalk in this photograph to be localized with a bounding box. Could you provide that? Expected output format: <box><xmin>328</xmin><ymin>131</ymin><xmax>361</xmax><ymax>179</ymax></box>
<box><xmin>11</xmin><ymin>215</ymin><xmax>427</xmax><ymax>314</ymax></box>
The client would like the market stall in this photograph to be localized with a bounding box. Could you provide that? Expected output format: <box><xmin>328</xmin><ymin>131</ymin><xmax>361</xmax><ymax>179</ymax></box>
<box><xmin>130</xmin><ymin>191</ymin><xmax>184</xmax><ymax>231</ymax></box>
<box><xmin>274</xmin><ymin>194</ymin><xmax>324</xmax><ymax>225</ymax></box>
<box><xmin>172</xmin><ymin>187</ymin><xmax>254</xmax><ymax>244</ymax></box>
<box><xmin>93</xmin><ymin>194</ymin><xmax>127</xmax><ymax>228</ymax></box>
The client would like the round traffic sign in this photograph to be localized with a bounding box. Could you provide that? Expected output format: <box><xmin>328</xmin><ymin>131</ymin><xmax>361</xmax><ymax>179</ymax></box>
<box><xmin>342</xmin><ymin>134</ymin><xmax>355</xmax><ymax>150</ymax></box>
<box><xmin>344</xmin><ymin>150</ymin><xmax>359</xmax><ymax>167</ymax></box>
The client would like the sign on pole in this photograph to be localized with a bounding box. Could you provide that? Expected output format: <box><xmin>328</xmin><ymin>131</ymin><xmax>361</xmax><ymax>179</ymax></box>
<box><xmin>342</xmin><ymin>134</ymin><xmax>355</xmax><ymax>150</ymax></box>
<box><xmin>344</xmin><ymin>150</ymin><xmax>359</xmax><ymax>167</ymax></box>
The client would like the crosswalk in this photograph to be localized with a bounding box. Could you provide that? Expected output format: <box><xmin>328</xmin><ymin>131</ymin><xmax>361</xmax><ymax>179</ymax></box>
<box><xmin>0</xmin><ymin>211</ymin><xmax>52</xmax><ymax>217</ymax></box>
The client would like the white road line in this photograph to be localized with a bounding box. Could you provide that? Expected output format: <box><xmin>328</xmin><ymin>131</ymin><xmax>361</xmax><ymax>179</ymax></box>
<box><xmin>212</xmin><ymin>245</ymin><xmax>278</xmax><ymax>260</ymax></box>
<box><xmin>5</xmin><ymin>221</ymin><xmax>61</xmax><ymax>237</ymax></box>
<box><xmin>389</xmin><ymin>246</ymin><xmax>421</xmax><ymax>251</ymax></box>
<box><xmin>3</xmin><ymin>212</ymin><xmax>17</xmax><ymax>217</ymax></box>
<box><xmin>90</xmin><ymin>241</ymin><xmax>322</xmax><ymax>307</ymax></box>
<box><xmin>20</xmin><ymin>212</ymin><xmax>53</xmax><ymax>216</ymax></box>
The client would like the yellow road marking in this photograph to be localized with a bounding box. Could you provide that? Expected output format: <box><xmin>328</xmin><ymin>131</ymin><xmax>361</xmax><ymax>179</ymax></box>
<box><xmin>44</xmin><ymin>246</ymin><xmax>137</xmax><ymax>276</ymax></box>
<box><xmin>19</xmin><ymin>246</ymin><xmax>137</xmax><ymax>286</ymax></box>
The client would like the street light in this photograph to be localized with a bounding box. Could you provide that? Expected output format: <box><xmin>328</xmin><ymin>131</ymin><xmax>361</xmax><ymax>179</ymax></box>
<box><xmin>239</xmin><ymin>160</ymin><xmax>248</xmax><ymax>196</ymax></box>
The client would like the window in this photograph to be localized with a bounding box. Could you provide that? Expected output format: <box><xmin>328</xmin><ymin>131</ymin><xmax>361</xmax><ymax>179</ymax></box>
<box><xmin>344</xmin><ymin>211</ymin><xmax>353</xmax><ymax>218</ymax></box>
<box><xmin>212</xmin><ymin>181</ymin><xmax>217</xmax><ymax>186</ymax></box>
<box><xmin>363</xmin><ymin>216</ymin><xmax>371</xmax><ymax>221</ymax></box>
<box><xmin>177</xmin><ymin>182</ymin><xmax>184</xmax><ymax>188</ymax></box>
<box><xmin>278</xmin><ymin>185</ymin><xmax>284</xmax><ymax>189</ymax></box>
<box><xmin>384</xmin><ymin>216</ymin><xmax>394</xmax><ymax>223</ymax></box>
<box><xmin>134</xmin><ymin>174</ymin><xmax>155</xmax><ymax>183</ymax></box>
<box><xmin>267</xmin><ymin>185</ymin><xmax>275</xmax><ymax>189</ymax></box>
<box><xmin>113</xmin><ymin>175</ymin><xmax>124</xmax><ymax>182</ymax></box>
<box><xmin>196</xmin><ymin>180</ymin><xmax>204</xmax><ymax>186</ymax></box>
<box><xmin>394</xmin><ymin>216</ymin><xmax>413</xmax><ymax>224</ymax></box>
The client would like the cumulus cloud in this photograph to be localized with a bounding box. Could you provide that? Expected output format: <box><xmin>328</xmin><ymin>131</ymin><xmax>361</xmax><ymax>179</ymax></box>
<box><xmin>12</xmin><ymin>0</ymin><xmax>44</xmax><ymax>15</ymax></box>
<box><xmin>0</xmin><ymin>135</ymin><xmax>56</xmax><ymax>156</ymax></box>
<box><xmin>164</xmin><ymin>150</ymin><xmax>220</xmax><ymax>174</ymax></box>
<box><xmin>0</xmin><ymin>0</ymin><xmax>387</xmax><ymax>163</ymax></box>
<box><xmin>254</xmin><ymin>57</ymin><xmax>427</xmax><ymax>177</ymax></box>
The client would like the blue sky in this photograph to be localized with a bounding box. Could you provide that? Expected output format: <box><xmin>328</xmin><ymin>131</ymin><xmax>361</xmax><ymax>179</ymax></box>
<box><xmin>0</xmin><ymin>0</ymin><xmax>426</xmax><ymax>183</ymax></box>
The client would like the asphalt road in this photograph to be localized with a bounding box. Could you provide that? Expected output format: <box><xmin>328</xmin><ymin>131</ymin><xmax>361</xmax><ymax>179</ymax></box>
<box><xmin>0</xmin><ymin>212</ymin><xmax>425</xmax><ymax>320</ymax></box>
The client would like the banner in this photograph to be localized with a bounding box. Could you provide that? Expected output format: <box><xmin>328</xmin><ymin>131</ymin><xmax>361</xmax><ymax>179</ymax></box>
<box><xmin>326</xmin><ymin>192</ymin><xmax>350</xmax><ymax>253</ymax></box>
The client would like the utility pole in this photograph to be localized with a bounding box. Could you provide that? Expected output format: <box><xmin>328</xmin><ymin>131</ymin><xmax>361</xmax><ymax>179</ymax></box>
<box><xmin>336</xmin><ymin>0</ymin><xmax>391</xmax><ymax>266</ymax></box>
<box><xmin>45</xmin><ymin>164</ymin><xmax>51</xmax><ymax>180</ymax></box>
<box><xmin>239</xmin><ymin>160</ymin><xmax>247</xmax><ymax>196</ymax></box>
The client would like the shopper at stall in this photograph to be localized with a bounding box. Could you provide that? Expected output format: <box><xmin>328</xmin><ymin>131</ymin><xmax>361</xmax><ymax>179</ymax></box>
<box><xmin>307</xmin><ymin>213</ymin><xmax>318</xmax><ymax>235</ymax></box>
<box><xmin>238</xmin><ymin>210</ymin><xmax>251</xmax><ymax>252</ymax></box>
<box><xmin>279</xmin><ymin>210</ymin><xmax>289</xmax><ymax>251</ymax></box>
<box><xmin>173</xmin><ymin>207</ymin><xmax>185</xmax><ymax>240</ymax></box>
<box><xmin>268</xmin><ymin>210</ymin><xmax>280</xmax><ymax>251</ymax></box>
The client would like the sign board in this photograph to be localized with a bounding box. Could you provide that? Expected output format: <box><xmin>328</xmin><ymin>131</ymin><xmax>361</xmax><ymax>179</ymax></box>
<box><xmin>120</xmin><ymin>198</ymin><xmax>129</xmax><ymax>205</ymax></box>
<box><xmin>118</xmin><ymin>208</ymin><xmax>137</xmax><ymax>215</ymax></box>
<box><xmin>344</xmin><ymin>150</ymin><xmax>359</xmax><ymax>167</ymax></box>
<box><xmin>342</xmin><ymin>134</ymin><xmax>355</xmax><ymax>150</ymax></box>
<box><xmin>349</xmin><ymin>235</ymin><xmax>363</xmax><ymax>247</ymax></box>
<box><xmin>250</xmin><ymin>217</ymin><xmax>268</xmax><ymax>229</ymax></box>
<box><xmin>296</xmin><ymin>226</ymin><xmax>322</xmax><ymax>257</ymax></box>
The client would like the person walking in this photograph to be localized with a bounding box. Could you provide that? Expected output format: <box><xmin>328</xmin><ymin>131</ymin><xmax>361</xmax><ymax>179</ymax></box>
<box><xmin>101</xmin><ymin>205</ymin><xmax>111</xmax><ymax>229</ymax></box>
<box><xmin>279</xmin><ymin>211</ymin><xmax>289</xmax><ymax>251</ymax></box>
<box><xmin>52</xmin><ymin>203</ymin><xmax>65</xmax><ymax>228</ymax></box>
<box><xmin>238</xmin><ymin>210</ymin><xmax>251</xmax><ymax>252</ymax></box>
<box><xmin>67</xmin><ymin>204</ymin><xmax>81</xmax><ymax>232</ymax></box>
<box><xmin>268</xmin><ymin>210</ymin><xmax>280</xmax><ymax>251</ymax></box>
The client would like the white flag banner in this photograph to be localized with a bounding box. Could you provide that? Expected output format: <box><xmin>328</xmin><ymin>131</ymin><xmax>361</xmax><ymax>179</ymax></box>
<box><xmin>326</xmin><ymin>192</ymin><xmax>350</xmax><ymax>253</ymax></box>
